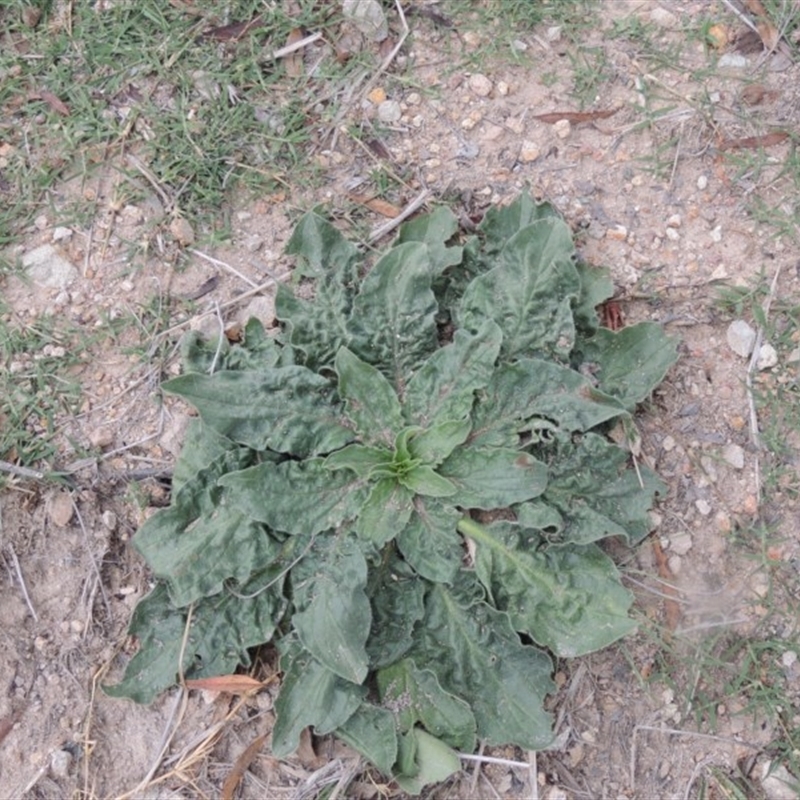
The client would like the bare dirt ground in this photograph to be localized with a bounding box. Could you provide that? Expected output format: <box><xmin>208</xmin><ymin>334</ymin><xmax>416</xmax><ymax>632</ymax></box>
<box><xmin>2</xmin><ymin>1</ymin><xmax>800</xmax><ymax>798</ymax></box>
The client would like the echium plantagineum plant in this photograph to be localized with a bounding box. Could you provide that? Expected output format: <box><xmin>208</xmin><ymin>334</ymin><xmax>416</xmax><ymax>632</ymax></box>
<box><xmin>106</xmin><ymin>194</ymin><xmax>678</xmax><ymax>792</ymax></box>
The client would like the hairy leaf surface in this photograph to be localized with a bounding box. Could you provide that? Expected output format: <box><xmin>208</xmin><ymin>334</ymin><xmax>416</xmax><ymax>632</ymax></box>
<box><xmin>397</xmin><ymin>500</ymin><xmax>463</xmax><ymax>584</ymax></box>
<box><xmin>439</xmin><ymin>446</ymin><xmax>547</xmax><ymax>509</ymax></box>
<box><xmin>221</xmin><ymin>459</ymin><xmax>370</xmax><ymax>536</ymax></box>
<box><xmin>464</xmin><ymin>519</ymin><xmax>636</xmax><ymax>656</ymax></box>
<box><xmin>272</xmin><ymin>638</ymin><xmax>365</xmax><ymax>757</ymax></box>
<box><xmin>408</xmin><ymin>579</ymin><xmax>555</xmax><ymax>750</ymax></box>
<box><xmin>403</xmin><ymin>321</ymin><xmax>502</xmax><ymax>428</ymax></box>
<box><xmin>459</xmin><ymin>220</ymin><xmax>581</xmax><ymax>360</ymax></box>
<box><xmin>291</xmin><ymin>531</ymin><xmax>371</xmax><ymax>683</ymax></box>
<box><xmin>164</xmin><ymin>367</ymin><xmax>353</xmax><ymax>456</ymax></box>
<box><xmin>348</xmin><ymin>242</ymin><xmax>438</xmax><ymax>393</ymax></box>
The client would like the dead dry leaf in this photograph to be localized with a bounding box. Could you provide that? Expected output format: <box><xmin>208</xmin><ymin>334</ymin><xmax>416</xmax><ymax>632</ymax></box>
<box><xmin>651</xmin><ymin>538</ymin><xmax>681</xmax><ymax>637</ymax></box>
<box><xmin>742</xmin><ymin>0</ymin><xmax>782</xmax><ymax>50</ymax></box>
<box><xmin>534</xmin><ymin>108</ymin><xmax>617</xmax><ymax>124</ymax></box>
<box><xmin>707</xmin><ymin>23</ymin><xmax>730</xmax><ymax>50</ymax></box>
<box><xmin>48</xmin><ymin>490</ymin><xmax>73</xmax><ymax>527</ymax></box>
<box><xmin>221</xmin><ymin>733</ymin><xmax>267</xmax><ymax>800</ymax></box>
<box><xmin>185</xmin><ymin>674</ymin><xmax>264</xmax><ymax>693</ymax></box>
<box><xmin>32</xmin><ymin>91</ymin><xmax>70</xmax><ymax>117</ymax></box>
<box><xmin>199</xmin><ymin>15</ymin><xmax>264</xmax><ymax>43</ymax></box>
<box><xmin>718</xmin><ymin>131</ymin><xmax>789</xmax><ymax>150</ymax></box>
<box><xmin>284</xmin><ymin>28</ymin><xmax>305</xmax><ymax>78</ymax></box>
<box><xmin>296</xmin><ymin>726</ymin><xmax>325</xmax><ymax>768</ymax></box>
<box><xmin>348</xmin><ymin>193</ymin><xmax>401</xmax><ymax>218</ymax></box>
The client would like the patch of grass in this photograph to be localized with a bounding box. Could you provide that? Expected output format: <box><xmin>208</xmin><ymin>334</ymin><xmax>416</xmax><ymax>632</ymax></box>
<box><xmin>0</xmin><ymin>306</ymin><xmax>86</xmax><ymax>469</ymax></box>
<box><xmin>0</xmin><ymin>0</ymin><xmax>387</xmax><ymax>245</ymax></box>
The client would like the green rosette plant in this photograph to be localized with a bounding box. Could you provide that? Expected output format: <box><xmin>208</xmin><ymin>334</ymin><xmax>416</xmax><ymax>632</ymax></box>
<box><xmin>106</xmin><ymin>194</ymin><xmax>678</xmax><ymax>792</ymax></box>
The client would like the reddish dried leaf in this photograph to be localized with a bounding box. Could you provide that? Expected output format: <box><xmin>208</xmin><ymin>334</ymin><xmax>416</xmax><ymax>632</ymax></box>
<box><xmin>221</xmin><ymin>734</ymin><xmax>267</xmax><ymax>800</ymax></box>
<box><xmin>742</xmin><ymin>0</ymin><xmax>782</xmax><ymax>50</ymax></box>
<box><xmin>284</xmin><ymin>28</ymin><xmax>305</xmax><ymax>77</ymax></box>
<box><xmin>367</xmin><ymin>138</ymin><xmax>392</xmax><ymax>160</ymax></box>
<box><xmin>534</xmin><ymin>108</ymin><xmax>618</xmax><ymax>124</ymax></box>
<box><xmin>651</xmin><ymin>536</ymin><xmax>681</xmax><ymax>638</ymax></box>
<box><xmin>378</xmin><ymin>36</ymin><xmax>396</xmax><ymax>60</ymax></box>
<box><xmin>185</xmin><ymin>674</ymin><xmax>263</xmax><ymax>693</ymax></box>
<box><xmin>199</xmin><ymin>15</ymin><xmax>264</xmax><ymax>42</ymax></box>
<box><xmin>651</xmin><ymin>538</ymin><xmax>681</xmax><ymax>637</ymax></box>
<box><xmin>599</xmin><ymin>299</ymin><xmax>625</xmax><ymax>331</ymax></box>
<box><xmin>33</xmin><ymin>91</ymin><xmax>70</xmax><ymax>117</ymax></box>
<box><xmin>296</xmin><ymin>726</ymin><xmax>325</xmax><ymax>768</ymax></box>
<box><xmin>348</xmin><ymin>193</ymin><xmax>401</xmax><ymax>218</ymax></box>
<box><xmin>718</xmin><ymin>131</ymin><xmax>789</xmax><ymax>150</ymax></box>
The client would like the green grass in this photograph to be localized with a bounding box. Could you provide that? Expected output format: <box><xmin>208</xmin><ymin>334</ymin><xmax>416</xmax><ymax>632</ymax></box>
<box><xmin>0</xmin><ymin>306</ymin><xmax>85</xmax><ymax>469</ymax></box>
<box><xmin>0</xmin><ymin>0</ymin><xmax>371</xmax><ymax>243</ymax></box>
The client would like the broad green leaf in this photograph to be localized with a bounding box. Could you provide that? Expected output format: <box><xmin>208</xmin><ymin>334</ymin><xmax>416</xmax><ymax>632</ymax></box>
<box><xmin>335</xmin><ymin>347</ymin><xmax>404</xmax><ymax>447</ymax></box>
<box><xmin>171</xmin><ymin>418</ymin><xmax>241</xmax><ymax>493</ymax></box>
<box><xmin>366</xmin><ymin>554</ymin><xmax>426</xmax><ymax>668</ymax></box>
<box><xmin>397</xmin><ymin>500</ymin><xmax>463</xmax><ymax>584</ymax></box>
<box><xmin>135</xmin><ymin>448</ymin><xmax>279</xmax><ymax>607</ymax></box>
<box><xmin>348</xmin><ymin>242</ymin><xmax>438</xmax><ymax>393</ymax></box>
<box><xmin>221</xmin><ymin>459</ymin><xmax>370</xmax><ymax>536</ymax></box>
<box><xmin>479</xmin><ymin>194</ymin><xmax>559</xmax><ymax>256</ymax></box>
<box><xmin>105</xmin><ymin>576</ymin><xmax>286</xmax><ymax>704</ymax></box>
<box><xmin>179</xmin><ymin>322</ymin><xmax>283</xmax><ymax>376</ymax></box>
<box><xmin>572</xmin><ymin>260</ymin><xmax>614</xmax><ymax>337</ymax></box>
<box><xmin>576</xmin><ymin>323</ymin><xmax>679</xmax><ymax>410</ymax></box>
<box><xmin>538</xmin><ymin>432</ymin><xmax>662</xmax><ymax>545</ymax></box>
<box><xmin>355</xmin><ymin>478</ymin><xmax>414</xmax><ymax>546</ymax></box>
<box><xmin>396</xmin><ymin>205</ymin><xmax>462</xmax><ymax>274</ymax></box>
<box><xmin>272</xmin><ymin>638</ymin><xmax>365</xmax><ymax>757</ymax></box>
<box><xmin>408</xmin><ymin>419</ymin><xmax>472</xmax><ymax>467</ymax></box>
<box><xmin>408</xmin><ymin>579</ymin><xmax>555</xmax><ymax>750</ymax></box>
<box><xmin>335</xmin><ymin>703</ymin><xmax>398</xmax><ymax>775</ymax></box>
<box><xmin>324</xmin><ymin>443</ymin><xmax>393</xmax><ymax>478</ymax></box>
<box><xmin>163</xmin><ymin>367</ymin><xmax>353</xmax><ymax>457</ymax></box>
<box><xmin>462</xmin><ymin>519</ymin><xmax>636</xmax><ymax>657</ymax></box>
<box><xmin>458</xmin><ymin>219</ymin><xmax>581</xmax><ymax>361</ymax></box>
<box><xmin>439</xmin><ymin>446</ymin><xmax>547</xmax><ymax>509</ymax></box>
<box><xmin>285</xmin><ymin>209</ymin><xmax>361</xmax><ymax>280</ymax></box>
<box><xmin>377</xmin><ymin>659</ymin><xmax>476</xmax><ymax>751</ymax></box>
<box><xmin>403</xmin><ymin>321</ymin><xmax>502</xmax><ymax>429</ymax></box>
<box><xmin>469</xmin><ymin>358</ymin><xmax>626</xmax><ymax>449</ymax></box>
<box><xmin>399</xmin><ymin>465</ymin><xmax>457</xmax><ymax>498</ymax></box>
<box><xmin>394</xmin><ymin>728</ymin><xmax>462</xmax><ymax>795</ymax></box>
<box><xmin>291</xmin><ymin>531</ymin><xmax>371</xmax><ymax>683</ymax></box>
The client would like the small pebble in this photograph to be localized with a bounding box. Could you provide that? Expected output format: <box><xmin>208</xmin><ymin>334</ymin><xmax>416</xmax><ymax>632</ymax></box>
<box><xmin>662</xmin><ymin>435</ymin><xmax>676</xmax><ymax>452</ymax></box>
<box><xmin>511</xmin><ymin>39</ymin><xmax>528</xmax><ymax>52</ymax></box>
<box><xmin>781</xmin><ymin>651</ymin><xmax>798</xmax><ymax>669</ymax></box>
<box><xmin>405</xmin><ymin>92</ymin><xmax>421</xmax><ymax>106</ymax></box>
<box><xmin>519</xmin><ymin>141</ymin><xmax>540</xmax><ymax>162</ymax></box>
<box><xmin>665</xmin><ymin>227</ymin><xmax>680</xmax><ymax>241</ymax></box>
<box><xmin>102</xmin><ymin>510</ymin><xmax>118</xmax><ymax>531</ymax></box>
<box><xmin>553</xmin><ymin>119</ymin><xmax>571</xmax><ymax>139</ymax></box>
<box><xmin>718</xmin><ymin>53</ymin><xmax>748</xmax><ymax>70</ymax></box>
<box><xmin>669</xmin><ymin>531</ymin><xmax>693</xmax><ymax>555</ymax></box>
<box><xmin>650</xmin><ymin>7</ymin><xmax>678</xmax><ymax>27</ymax></box>
<box><xmin>697</xmin><ymin>175</ymin><xmax>708</xmax><ymax>190</ymax></box>
<box><xmin>666</xmin><ymin>214</ymin><xmax>682</xmax><ymax>228</ymax></box>
<box><xmin>726</xmin><ymin>320</ymin><xmax>756</xmax><ymax>357</ymax></box>
<box><xmin>757</xmin><ymin>343</ymin><xmax>778</xmax><ymax>370</ymax></box>
<box><xmin>695</xmin><ymin>498</ymin><xmax>712</xmax><ymax>516</ymax></box>
<box><xmin>52</xmin><ymin>226</ymin><xmax>72</xmax><ymax>242</ymax></box>
<box><xmin>468</xmin><ymin>73</ymin><xmax>492</xmax><ymax>97</ymax></box>
<box><xmin>50</xmin><ymin>749</ymin><xmax>72</xmax><ymax>779</ymax></box>
<box><xmin>169</xmin><ymin>217</ymin><xmax>195</xmax><ymax>246</ymax></box>
<box><xmin>496</xmin><ymin>80</ymin><xmax>509</xmax><ymax>96</ymax></box>
<box><xmin>710</xmin><ymin>225</ymin><xmax>722</xmax><ymax>242</ymax></box>
<box><xmin>722</xmin><ymin>443</ymin><xmax>745</xmax><ymax>469</ymax></box>
<box><xmin>377</xmin><ymin>100</ymin><xmax>402</xmax><ymax>123</ymax></box>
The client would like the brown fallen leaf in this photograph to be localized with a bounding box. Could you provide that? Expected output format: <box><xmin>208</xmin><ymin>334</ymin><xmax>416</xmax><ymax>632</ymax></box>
<box><xmin>366</xmin><ymin>138</ymin><xmax>392</xmax><ymax>160</ymax></box>
<box><xmin>651</xmin><ymin>538</ymin><xmax>681</xmax><ymax>637</ymax></box>
<box><xmin>284</xmin><ymin>28</ymin><xmax>305</xmax><ymax>78</ymax></box>
<box><xmin>296</xmin><ymin>726</ymin><xmax>325</xmax><ymax>768</ymax></box>
<box><xmin>185</xmin><ymin>674</ymin><xmax>264</xmax><ymax>693</ymax></box>
<box><xmin>198</xmin><ymin>15</ymin><xmax>264</xmax><ymax>42</ymax></box>
<box><xmin>221</xmin><ymin>733</ymin><xmax>267</xmax><ymax>800</ymax></box>
<box><xmin>534</xmin><ymin>108</ymin><xmax>618</xmax><ymax>124</ymax></box>
<box><xmin>348</xmin><ymin>193</ymin><xmax>401</xmax><ymax>218</ymax></box>
<box><xmin>30</xmin><ymin>91</ymin><xmax>70</xmax><ymax>117</ymax></box>
<box><xmin>742</xmin><ymin>0</ymin><xmax>781</xmax><ymax>50</ymax></box>
<box><xmin>707</xmin><ymin>23</ymin><xmax>730</xmax><ymax>50</ymax></box>
<box><xmin>718</xmin><ymin>131</ymin><xmax>789</xmax><ymax>150</ymax></box>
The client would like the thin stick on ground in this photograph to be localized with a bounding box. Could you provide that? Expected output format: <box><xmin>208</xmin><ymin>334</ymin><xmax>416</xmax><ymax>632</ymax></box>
<box><xmin>4</xmin><ymin>544</ymin><xmax>39</xmax><ymax>622</ymax></box>
<box><xmin>71</xmin><ymin>496</ymin><xmax>113</xmax><ymax>624</ymax></box>
<box><xmin>0</xmin><ymin>460</ymin><xmax>46</xmax><ymax>481</ymax></box>
<box><xmin>188</xmin><ymin>248</ymin><xmax>260</xmax><ymax>289</ymax></box>
<box><xmin>745</xmin><ymin>263</ymin><xmax>782</xmax><ymax>506</ymax></box>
